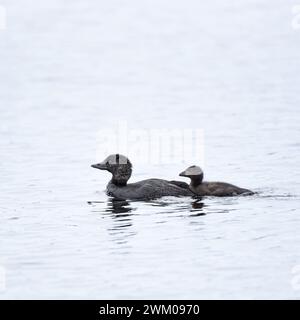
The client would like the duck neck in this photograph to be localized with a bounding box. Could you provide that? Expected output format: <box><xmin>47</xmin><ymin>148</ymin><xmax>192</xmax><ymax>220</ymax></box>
<box><xmin>111</xmin><ymin>167</ymin><xmax>132</xmax><ymax>186</ymax></box>
<box><xmin>190</xmin><ymin>174</ymin><xmax>203</xmax><ymax>187</ymax></box>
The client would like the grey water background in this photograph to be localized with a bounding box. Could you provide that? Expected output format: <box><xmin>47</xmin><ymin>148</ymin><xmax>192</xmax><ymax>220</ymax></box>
<box><xmin>0</xmin><ymin>0</ymin><xmax>300</xmax><ymax>299</ymax></box>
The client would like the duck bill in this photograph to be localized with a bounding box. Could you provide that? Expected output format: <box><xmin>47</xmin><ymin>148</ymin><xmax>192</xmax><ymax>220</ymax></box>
<box><xmin>91</xmin><ymin>162</ymin><xmax>107</xmax><ymax>170</ymax></box>
<box><xmin>179</xmin><ymin>170</ymin><xmax>188</xmax><ymax>177</ymax></box>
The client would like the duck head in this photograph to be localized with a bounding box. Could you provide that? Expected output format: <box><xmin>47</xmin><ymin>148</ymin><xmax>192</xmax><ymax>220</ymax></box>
<box><xmin>91</xmin><ymin>154</ymin><xmax>132</xmax><ymax>186</ymax></box>
<box><xmin>179</xmin><ymin>165</ymin><xmax>204</xmax><ymax>186</ymax></box>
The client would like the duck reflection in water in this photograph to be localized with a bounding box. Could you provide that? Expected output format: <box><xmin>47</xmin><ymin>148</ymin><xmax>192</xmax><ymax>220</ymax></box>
<box><xmin>191</xmin><ymin>199</ymin><xmax>205</xmax><ymax>210</ymax></box>
<box><xmin>191</xmin><ymin>201</ymin><xmax>206</xmax><ymax>216</ymax></box>
<box><xmin>89</xmin><ymin>197</ymin><xmax>206</xmax><ymax>218</ymax></box>
<box><xmin>106</xmin><ymin>198</ymin><xmax>134</xmax><ymax>214</ymax></box>
<box><xmin>105</xmin><ymin>199</ymin><xmax>137</xmax><ymax>249</ymax></box>
<box><xmin>105</xmin><ymin>197</ymin><xmax>206</xmax><ymax>216</ymax></box>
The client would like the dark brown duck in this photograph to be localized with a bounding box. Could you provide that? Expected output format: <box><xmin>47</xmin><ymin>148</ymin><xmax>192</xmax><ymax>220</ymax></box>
<box><xmin>179</xmin><ymin>165</ymin><xmax>254</xmax><ymax>197</ymax></box>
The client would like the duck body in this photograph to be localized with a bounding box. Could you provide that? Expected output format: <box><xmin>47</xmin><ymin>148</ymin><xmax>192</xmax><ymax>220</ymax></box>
<box><xmin>107</xmin><ymin>178</ymin><xmax>192</xmax><ymax>200</ymax></box>
<box><xmin>190</xmin><ymin>181</ymin><xmax>254</xmax><ymax>197</ymax></box>
<box><xmin>180</xmin><ymin>165</ymin><xmax>254</xmax><ymax>197</ymax></box>
<box><xmin>92</xmin><ymin>154</ymin><xmax>193</xmax><ymax>200</ymax></box>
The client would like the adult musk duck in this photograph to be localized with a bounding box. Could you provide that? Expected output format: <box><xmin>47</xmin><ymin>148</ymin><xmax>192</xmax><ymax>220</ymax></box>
<box><xmin>92</xmin><ymin>154</ymin><xmax>194</xmax><ymax>200</ymax></box>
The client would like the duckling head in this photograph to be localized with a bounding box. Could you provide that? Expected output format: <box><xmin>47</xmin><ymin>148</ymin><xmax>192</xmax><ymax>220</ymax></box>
<box><xmin>179</xmin><ymin>165</ymin><xmax>204</xmax><ymax>185</ymax></box>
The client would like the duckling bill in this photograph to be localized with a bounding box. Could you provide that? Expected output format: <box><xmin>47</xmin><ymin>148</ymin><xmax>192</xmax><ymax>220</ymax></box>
<box><xmin>179</xmin><ymin>165</ymin><xmax>254</xmax><ymax>197</ymax></box>
<box><xmin>92</xmin><ymin>154</ymin><xmax>193</xmax><ymax>200</ymax></box>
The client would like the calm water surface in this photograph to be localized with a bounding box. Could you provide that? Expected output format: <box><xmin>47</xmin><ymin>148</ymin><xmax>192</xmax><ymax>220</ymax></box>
<box><xmin>0</xmin><ymin>0</ymin><xmax>300</xmax><ymax>299</ymax></box>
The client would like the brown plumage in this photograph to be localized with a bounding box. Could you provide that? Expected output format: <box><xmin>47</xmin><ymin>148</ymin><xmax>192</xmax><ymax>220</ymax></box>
<box><xmin>179</xmin><ymin>165</ymin><xmax>254</xmax><ymax>197</ymax></box>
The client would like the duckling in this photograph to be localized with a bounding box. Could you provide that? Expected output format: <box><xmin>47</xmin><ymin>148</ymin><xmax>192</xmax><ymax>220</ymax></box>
<box><xmin>179</xmin><ymin>165</ymin><xmax>254</xmax><ymax>197</ymax></box>
<box><xmin>92</xmin><ymin>154</ymin><xmax>194</xmax><ymax>200</ymax></box>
